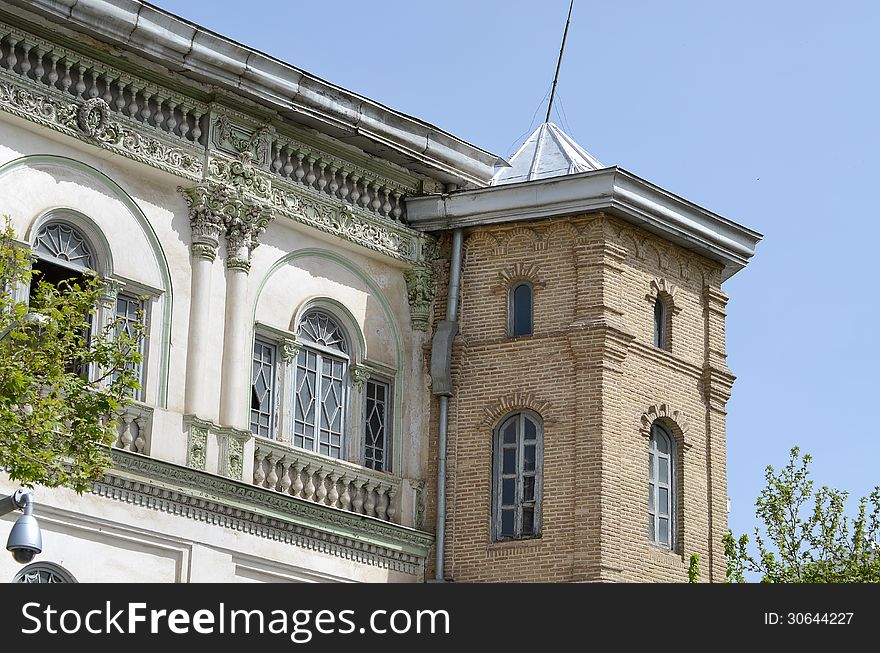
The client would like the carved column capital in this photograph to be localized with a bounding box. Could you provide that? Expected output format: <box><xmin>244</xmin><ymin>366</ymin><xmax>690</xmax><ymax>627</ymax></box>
<box><xmin>350</xmin><ymin>364</ymin><xmax>371</xmax><ymax>389</ymax></box>
<box><xmin>280</xmin><ymin>338</ymin><xmax>301</xmax><ymax>364</ymax></box>
<box><xmin>178</xmin><ymin>183</ymin><xmax>227</xmax><ymax>261</ymax></box>
<box><xmin>224</xmin><ymin>201</ymin><xmax>273</xmax><ymax>272</ymax></box>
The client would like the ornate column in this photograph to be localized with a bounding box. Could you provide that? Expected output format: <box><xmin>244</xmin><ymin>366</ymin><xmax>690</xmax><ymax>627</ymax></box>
<box><xmin>218</xmin><ymin>197</ymin><xmax>273</xmax><ymax>429</ymax></box>
<box><xmin>179</xmin><ymin>184</ymin><xmax>226</xmax><ymax>420</ymax></box>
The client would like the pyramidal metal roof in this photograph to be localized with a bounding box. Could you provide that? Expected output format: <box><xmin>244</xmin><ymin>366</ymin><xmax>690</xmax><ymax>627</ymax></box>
<box><xmin>491</xmin><ymin>121</ymin><xmax>605</xmax><ymax>186</ymax></box>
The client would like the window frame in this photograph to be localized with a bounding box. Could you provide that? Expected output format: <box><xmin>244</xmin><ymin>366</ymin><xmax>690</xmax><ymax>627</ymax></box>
<box><xmin>507</xmin><ymin>281</ymin><xmax>534</xmax><ymax>337</ymax></box>
<box><xmin>363</xmin><ymin>375</ymin><xmax>392</xmax><ymax>472</ymax></box>
<box><xmin>492</xmin><ymin>411</ymin><xmax>543</xmax><ymax>541</ymax></box>
<box><xmin>291</xmin><ymin>311</ymin><xmax>351</xmax><ymax>461</ymax></box>
<box><xmin>653</xmin><ymin>296</ymin><xmax>669</xmax><ymax>350</ymax></box>
<box><xmin>113</xmin><ymin>291</ymin><xmax>147</xmax><ymax>402</ymax></box>
<box><xmin>250</xmin><ymin>335</ymin><xmax>279</xmax><ymax>439</ymax></box>
<box><xmin>648</xmin><ymin>421</ymin><xmax>675</xmax><ymax>550</ymax></box>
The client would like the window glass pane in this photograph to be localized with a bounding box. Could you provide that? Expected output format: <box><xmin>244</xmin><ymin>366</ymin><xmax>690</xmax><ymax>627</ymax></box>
<box><xmin>502</xmin><ymin>478</ymin><xmax>515</xmax><ymax>506</ymax></box>
<box><xmin>654</xmin><ymin>299</ymin><xmax>665</xmax><ymax>348</ymax></box>
<box><xmin>502</xmin><ymin>448</ymin><xmax>516</xmax><ymax>475</ymax></box>
<box><xmin>503</xmin><ymin>421</ymin><xmax>517</xmax><ymax>444</ymax></box>
<box><xmin>648</xmin><ymin>452</ymin><xmax>654</xmax><ymax>480</ymax></box>
<box><xmin>523</xmin><ymin>476</ymin><xmax>535</xmax><ymax>502</ymax></box>
<box><xmin>522</xmin><ymin>507</ymin><xmax>534</xmax><ymax>536</ymax></box>
<box><xmin>364</xmin><ymin>379</ymin><xmax>389</xmax><ymax>471</ymax></box>
<box><xmin>648</xmin><ymin>515</ymin><xmax>655</xmax><ymax>542</ymax></box>
<box><xmin>655</xmin><ymin>430</ymin><xmax>670</xmax><ymax>454</ymax></box>
<box><xmin>511</xmin><ymin>284</ymin><xmax>533</xmax><ymax>336</ymax></box>
<box><xmin>501</xmin><ymin>510</ymin><xmax>514</xmax><ymax>537</ymax></box>
<box><xmin>250</xmin><ymin>339</ymin><xmax>275</xmax><ymax>438</ymax></box>
<box><xmin>659</xmin><ymin>457</ymin><xmax>669</xmax><ymax>484</ymax></box>
<box><xmin>659</xmin><ymin>487</ymin><xmax>669</xmax><ymax>515</ymax></box>
<box><xmin>659</xmin><ymin>517</ymin><xmax>669</xmax><ymax>545</ymax></box>
<box><xmin>524</xmin><ymin>417</ymin><xmax>536</xmax><ymax>441</ymax></box>
<box><xmin>648</xmin><ymin>483</ymin><xmax>655</xmax><ymax>512</ymax></box>
<box><xmin>523</xmin><ymin>445</ymin><xmax>536</xmax><ymax>472</ymax></box>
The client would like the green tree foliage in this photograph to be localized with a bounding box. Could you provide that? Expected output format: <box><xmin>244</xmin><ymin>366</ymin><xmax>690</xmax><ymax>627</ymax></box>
<box><xmin>688</xmin><ymin>553</ymin><xmax>701</xmax><ymax>583</ymax></box>
<box><xmin>0</xmin><ymin>220</ymin><xmax>144</xmax><ymax>492</ymax></box>
<box><xmin>724</xmin><ymin>447</ymin><xmax>880</xmax><ymax>583</ymax></box>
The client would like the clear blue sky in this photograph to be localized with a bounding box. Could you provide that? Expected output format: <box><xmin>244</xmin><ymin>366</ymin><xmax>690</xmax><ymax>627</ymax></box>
<box><xmin>154</xmin><ymin>0</ymin><xmax>880</xmax><ymax>542</ymax></box>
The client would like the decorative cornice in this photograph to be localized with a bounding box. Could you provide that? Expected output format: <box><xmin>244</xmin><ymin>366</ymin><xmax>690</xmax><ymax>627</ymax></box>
<box><xmin>403</xmin><ymin>263</ymin><xmax>436</xmax><ymax>331</ymax></box>
<box><xmin>639</xmin><ymin>403</ymin><xmax>693</xmax><ymax>451</ymax></box>
<box><xmin>98</xmin><ymin>449</ymin><xmax>433</xmax><ymax>575</ymax></box>
<box><xmin>0</xmin><ymin>19</ymin><xmax>428</xmax><ymax>266</ymax></box>
<box><xmin>0</xmin><ymin>2</ymin><xmax>500</xmax><ymax>187</ymax></box>
<box><xmin>407</xmin><ymin>167</ymin><xmax>762</xmax><ymax>281</ymax></box>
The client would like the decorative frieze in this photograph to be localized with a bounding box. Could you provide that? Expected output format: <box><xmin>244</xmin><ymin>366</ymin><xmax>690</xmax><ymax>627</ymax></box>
<box><xmin>0</xmin><ymin>81</ymin><xmax>203</xmax><ymax>179</ymax></box>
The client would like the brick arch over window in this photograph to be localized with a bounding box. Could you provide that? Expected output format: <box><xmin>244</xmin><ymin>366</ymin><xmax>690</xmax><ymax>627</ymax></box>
<box><xmin>481</xmin><ymin>392</ymin><xmax>553</xmax><ymax>428</ymax></box>
<box><xmin>639</xmin><ymin>403</ymin><xmax>692</xmax><ymax>452</ymax></box>
<box><xmin>492</xmin><ymin>262</ymin><xmax>546</xmax><ymax>295</ymax></box>
<box><xmin>645</xmin><ymin>278</ymin><xmax>682</xmax><ymax>315</ymax></box>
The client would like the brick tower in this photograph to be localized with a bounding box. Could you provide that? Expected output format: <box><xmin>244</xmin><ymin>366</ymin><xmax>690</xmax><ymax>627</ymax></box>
<box><xmin>408</xmin><ymin>122</ymin><xmax>761</xmax><ymax>582</ymax></box>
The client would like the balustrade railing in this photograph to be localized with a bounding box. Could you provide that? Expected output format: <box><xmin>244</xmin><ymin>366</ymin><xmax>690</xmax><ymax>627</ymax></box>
<box><xmin>112</xmin><ymin>402</ymin><xmax>152</xmax><ymax>455</ymax></box>
<box><xmin>253</xmin><ymin>439</ymin><xmax>400</xmax><ymax>523</ymax></box>
<box><xmin>0</xmin><ymin>24</ymin><xmax>207</xmax><ymax>144</ymax></box>
<box><xmin>267</xmin><ymin>142</ymin><xmax>407</xmax><ymax>222</ymax></box>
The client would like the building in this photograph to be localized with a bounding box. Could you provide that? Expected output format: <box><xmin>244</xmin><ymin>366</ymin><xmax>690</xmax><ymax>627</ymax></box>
<box><xmin>0</xmin><ymin>0</ymin><xmax>759</xmax><ymax>583</ymax></box>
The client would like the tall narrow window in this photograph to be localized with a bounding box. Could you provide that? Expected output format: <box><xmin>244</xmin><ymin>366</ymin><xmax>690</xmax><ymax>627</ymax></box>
<box><xmin>364</xmin><ymin>378</ymin><xmax>390</xmax><ymax>471</ymax></box>
<box><xmin>31</xmin><ymin>222</ymin><xmax>97</xmax><ymax>378</ymax></box>
<box><xmin>509</xmin><ymin>282</ymin><xmax>533</xmax><ymax>337</ymax></box>
<box><xmin>493</xmin><ymin>412</ymin><xmax>543</xmax><ymax>540</ymax></box>
<box><xmin>653</xmin><ymin>297</ymin><xmax>667</xmax><ymax>349</ymax></box>
<box><xmin>648</xmin><ymin>422</ymin><xmax>674</xmax><ymax>549</ymax></box>
<box><xmin>114</xmin><ymin>293</ymin><xmax>145</xmax><ymax>400</ymax></box>
<box><xmin>293</xmin><ymin>311</ymin><xmax>348</xmax><ymax>459</ymax></box>
<box><xmin>250</xmin><ymin>337</ymin><xmax>277</xmax><ymax>438</ymax></box>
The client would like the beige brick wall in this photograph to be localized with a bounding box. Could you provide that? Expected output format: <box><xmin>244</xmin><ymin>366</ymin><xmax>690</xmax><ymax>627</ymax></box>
<box><xmin>424</xmin><ymin>212</ymin><xmax>734</xmax><ymax>582</ymax></box>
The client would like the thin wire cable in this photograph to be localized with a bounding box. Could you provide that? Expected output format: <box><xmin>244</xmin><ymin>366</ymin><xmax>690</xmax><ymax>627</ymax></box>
<box><xmin>505</xmin><ymin>83</ymin><xmax>552</xmax><ymax>157</ymax></box>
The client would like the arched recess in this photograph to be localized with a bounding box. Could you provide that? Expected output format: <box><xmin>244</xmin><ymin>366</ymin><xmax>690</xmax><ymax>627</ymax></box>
<box><xmin>0</xmin><ymin>155</ymin><xmax>174</xmax><ymax>407</ymax></box>
<box><xmin>252</xmin><ymin>248</ymin><xmax>404</xmax><ymax>473</ymax></box>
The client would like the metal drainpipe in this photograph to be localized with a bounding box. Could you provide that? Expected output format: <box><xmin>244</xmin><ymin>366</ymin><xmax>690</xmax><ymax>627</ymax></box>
<box><xmin>435</xmin><ymin>227</ymin><xmax>463</xmax><ymax>581</ymax></box>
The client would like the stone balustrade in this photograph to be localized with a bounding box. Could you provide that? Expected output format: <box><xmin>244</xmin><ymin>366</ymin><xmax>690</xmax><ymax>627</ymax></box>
<box><xmin>253</xmin><ymin>438</ymin><xmax>400</xmax><ymax>523</ymax></box>
<box><xmin>0</xmin><ymin>23</ymin><xmax>207</xmax><ymax>144</ymax></box>
<box><xmin>112</xmin><ymin>402</ymin><xmax>152</xmax><ymax>455</ymax></box>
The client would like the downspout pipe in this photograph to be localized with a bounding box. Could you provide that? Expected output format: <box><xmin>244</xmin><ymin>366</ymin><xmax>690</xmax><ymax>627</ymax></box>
<box><xmin>430</xmin><ymin>227</ymin><xmax>463</xmax><ymax>581</ymax></box>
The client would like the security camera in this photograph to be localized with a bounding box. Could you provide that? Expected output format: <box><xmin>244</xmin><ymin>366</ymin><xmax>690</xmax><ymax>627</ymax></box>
<box><xmin>2</xmin><ymin>489</ymin><xmax>43</xmax><ymax>564</ymax></box>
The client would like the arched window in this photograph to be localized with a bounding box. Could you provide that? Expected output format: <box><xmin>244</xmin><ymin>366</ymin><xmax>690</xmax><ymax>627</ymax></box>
<box><xmin>31</xmin><ymin>220</ymin><xmax>145</xmax><ymax>395</ymax></box>
<box><xmin>653</xmin><ymin>296</ymin><xmax>668</xmax><ymax>350</ymax></box>
<box><xmin>648</xmin><ymin>422</ymin><xmax>674</xmax><ymax>549</ymax></box>
<box><xmin>292</xmin><ymin>310</ymin><xmax>349</xmax><ymax>459</ymax></box>
<box><xmin>493</xmin><ymin>412</ymin><xmax>543</xmax><ymax>540</ymax></box>
<box><xmin>508</xmin><ymin>282</ymin><xmax>533</xmax><ymax>337</ymax></box>
<box><xmin>13</xmin><ymin>561</ymin><xmax>78</xmax><ymax>583</ymax></box>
